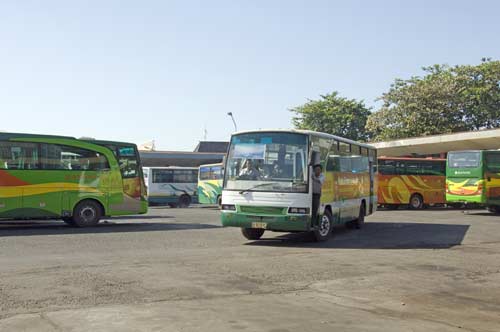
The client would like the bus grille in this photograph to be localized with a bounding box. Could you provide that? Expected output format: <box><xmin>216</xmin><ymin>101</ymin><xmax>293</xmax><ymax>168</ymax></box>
<box><xmin>239</xmin><ymin>206</ymin><xmax>286</xmax><ymax>215</ymax></box>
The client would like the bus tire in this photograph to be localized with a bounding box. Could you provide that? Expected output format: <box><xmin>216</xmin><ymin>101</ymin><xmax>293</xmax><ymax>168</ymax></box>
<box><xmin>217</xmin><ymin>195</ymin><xmax>222</xmax><ymax>208</ymax></box>
<box><xmin>72</xmin><ymin>200</ymin><xmax>102</xmax><ymax>227</ymax></box>
<box><xmin>354</xmin><ymin>203</ymin><xmax>366</xmax><ymax>229</ymax></box>
<box><xmin>241</xmin><ymin>228</ymin><xmax>265</xmax><ymax>240</ymax></box>
<box><xmin>313</xmin><ymin>209</ymin><xmax>333</xmax><ymax>242</ymax></box>
<box><xmin>178</xmin><ymin>195</ymin><xmax>191</xmax><ymax>208</ymax></box>
<box><xmin>409</xmin><ymin>194</ymin><xmax>424</xmax><ymax>210</ymax></box>
<box><xmin>487</xmin><ymin>206</ymin><xmax>500</xmax><ymax>214</ymax></box>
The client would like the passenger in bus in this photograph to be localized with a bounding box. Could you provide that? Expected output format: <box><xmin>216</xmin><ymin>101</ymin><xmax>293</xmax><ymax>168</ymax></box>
<box><xmin>270</xmin><ymin>161</ymin><xmax>284</xmax><ymax>178</ymax></box>
<box><xmin>312</xmin><ymin>164</ymin><xmax>325</xmax><ymax>225</ymax></box>
<box><xmin>238</xmin><ymin>159</ymin><xmax>261</xmax><ymax>180</ymax></box>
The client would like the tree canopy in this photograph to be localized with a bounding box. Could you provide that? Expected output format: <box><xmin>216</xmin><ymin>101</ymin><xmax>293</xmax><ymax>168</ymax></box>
<box><xmin>290</xmin><ymin>92</ymin><xmax>371</xmax><ymax>141</ymax></box>
<box><xmin>366</xmin><ymin>59</ymin><xmax>500</xmax><ymax>141</ymax></box>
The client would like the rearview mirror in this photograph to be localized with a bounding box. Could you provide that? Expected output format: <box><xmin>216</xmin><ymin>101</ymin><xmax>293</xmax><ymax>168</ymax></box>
<box><xmin>309</xmin><ymin>151</ymin><xmax>320</xmax><ymax>166</ymax></box>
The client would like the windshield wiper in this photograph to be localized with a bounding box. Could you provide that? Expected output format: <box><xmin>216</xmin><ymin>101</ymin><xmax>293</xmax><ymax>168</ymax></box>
<box><xmin>239</xmin><ymin>182</ymin><xmax>281</xmax><ymax>195</ymax></box>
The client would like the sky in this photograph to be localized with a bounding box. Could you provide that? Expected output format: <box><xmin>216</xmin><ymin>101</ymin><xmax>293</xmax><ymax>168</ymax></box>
<box><xmin>1</xmin><ymin>0</ymin><xmax>499</xmax><ymax>151</ymax></box>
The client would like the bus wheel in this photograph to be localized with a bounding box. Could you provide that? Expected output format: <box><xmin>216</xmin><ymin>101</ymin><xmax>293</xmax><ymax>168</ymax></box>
<box><xmin>409</xmin><ymin>194</ymin><xmax>424</xmax><ymax>210</ymax></box>
<box><xmin>72</xmin><ymin>200</ymin><xmax>102</xmax><ymax>227</ymax></box>
<box><xmin>313</xmin><ymin>209</ymin><xmax>333</xmax><ymax>242</ymax></box>
<box><xmin>241</xmin><ymin>228</ymin><xmax>265</xmax><ymax>240</ymax></box>
<box><xmin>217</xmin><ymin>196</ymin><xmax>222</xmax><ymax>208</ymax></box>
<box><xmin>354</xmin><ymin>203</ymin><xmax>366</xmax><ymax>229</ymax></box>
<box><xmin>178</xmin><ymin>195</ymin><xmax>191</xmax><ymax>208</ymax></box>
<box><xmin>487</xmin><ymin>206</ymin><xmax>500</xmax><ymax>214</ymax></box>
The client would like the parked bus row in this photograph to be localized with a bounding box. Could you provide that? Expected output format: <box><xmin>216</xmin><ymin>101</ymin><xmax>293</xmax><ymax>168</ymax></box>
<box><xmin>377</xmin><ymin>151</ymin><xmax>500</xmax><ymax>212</ymax></box>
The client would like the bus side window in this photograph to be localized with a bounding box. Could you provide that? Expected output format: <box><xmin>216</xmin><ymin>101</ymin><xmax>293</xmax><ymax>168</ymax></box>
<box><xmin>326</xmin><ymin>155</ymin><xmax>339</xmax><ymax>172</ymax></box>
<box><xmin>0</xmin><ymin>142</ymin><xmax>39</xmax><ymax>170</ymax></box>
<box><xmin>378</xmin><ymin>160</ymin><xmax>396</xmax><ymax>175</ymax></box>
<box><xmin>486</xmin><ymin>153</ymin><xmax>500</xmax><ymax>173</ymax></box>
<box><xmin>339</xmin><ymin>157</ymin><xmax>351</xmax><ymax>172</ymax></box>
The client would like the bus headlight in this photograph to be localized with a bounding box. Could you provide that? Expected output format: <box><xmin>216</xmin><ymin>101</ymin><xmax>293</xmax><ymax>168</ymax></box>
<box><xmin>222</xmin><ymin>204</ymin><xmax>236</xmax><ymax>211</ymax></box>
<box><xmin>288</xmin><ymin>207</ymin><xmax>309</xmax><ymax>214</ymax></box>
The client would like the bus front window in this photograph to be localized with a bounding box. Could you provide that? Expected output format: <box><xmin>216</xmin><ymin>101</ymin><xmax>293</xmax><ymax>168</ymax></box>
<box><xmin>224</xmin><ymin>133</ymin><xmax>308</xmax><ymax>193</ymax></box>
<box><xmin>448</xmin><ymin>152</ymin><xmax>480</xmax><ymax>168</ymax></box>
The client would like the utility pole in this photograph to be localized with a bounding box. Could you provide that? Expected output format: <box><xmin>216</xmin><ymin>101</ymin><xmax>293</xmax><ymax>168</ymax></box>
<box><xmin>227</xmin><ymin>112</ymin><xmax>237</xmax><ymax>132</ymax></box>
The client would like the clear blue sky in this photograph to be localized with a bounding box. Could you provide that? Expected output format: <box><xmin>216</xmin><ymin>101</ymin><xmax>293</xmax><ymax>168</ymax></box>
<box><xmin>1</xmin><ymin>0</ymin><xmax>499</xmax><ymax>150</ymax></box>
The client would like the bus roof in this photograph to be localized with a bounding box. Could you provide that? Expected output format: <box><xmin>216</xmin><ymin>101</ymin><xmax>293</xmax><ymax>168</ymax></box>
<box><xmin>378</xmin><ymin>156</ymin><xmax>445</xmax><ymax>161</ymax></box>
<box><xmin>0</xmin><ymin>132</ymin><xmax>136</xmax><ymax>147</ymax></box>
<box><xmin>231</xmin><ymin>129</ymin><xmax>376</xmax><ymax>149</ymax></box>
<box><xmin>0</xmin><ymin>132</ymin><xmax>76</xmax><ymax>140</ymax></box>
<box><xmin>82</xmin><ymin>139</ymin><xmax>138</xmax><ymax>147</ymax></box>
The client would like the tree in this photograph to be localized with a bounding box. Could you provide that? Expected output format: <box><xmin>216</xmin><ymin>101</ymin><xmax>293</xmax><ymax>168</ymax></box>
<box><xmin>291</xmin><ymin>92</ymin><xmax>371</xmax><ymax>141</ymax></box>
<box><xmin>367</xmin><ymin>59</ymin><xmax>500</xmax><ymax>141</ymax></box>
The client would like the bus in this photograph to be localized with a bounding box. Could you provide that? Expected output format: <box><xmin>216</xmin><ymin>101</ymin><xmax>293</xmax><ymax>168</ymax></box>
<box><xmin>221</xmin><ymin>129</ymin><xmax>377</xmax><ymax>242</ymax></box>
<box><xmin>198</xmin><ymin>163</ymin><xmax>224</xmax><ymax>206</ymax></box>
<box><xmin>446</xmin><ymin>150</ymin><xmax>500</xmax><ymax>213</ymax></box>
<box><xmin>377</xmin><ymin>157</ymin><xmax>446</xmax><ymax>209</ymax></box>
<box><xmin>143</xmin><ymin>167</ymin><xmax>198</xmax><ymax>208</ymax></box>
<box><xmin>0</xmin><ymin>132</ymin><xmax>147</xmax><ymax>227</ymax></box>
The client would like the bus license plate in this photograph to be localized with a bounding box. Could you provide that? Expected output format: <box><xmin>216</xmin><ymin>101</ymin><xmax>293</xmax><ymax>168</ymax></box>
<box><xmin>252</xmin><ymin>222</ymin><xmax>267</xmax><ymax>229</ymax></box>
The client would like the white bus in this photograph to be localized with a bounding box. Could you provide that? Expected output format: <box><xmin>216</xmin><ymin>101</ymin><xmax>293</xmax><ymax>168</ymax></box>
<box><xmin>221</xmin><ymin>129</ymin><xmax>377</xmax><ymax>241</ymax></box>
<box><xmin>143</xmin><ymin>167</ymin><xmax>199</xmax><ymax>207</ymax></box>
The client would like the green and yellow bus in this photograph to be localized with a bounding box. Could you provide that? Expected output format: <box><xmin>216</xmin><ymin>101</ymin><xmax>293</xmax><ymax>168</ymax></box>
<box><xmin>0</xmin><ymin>132</ymin><xmax>148</xmax><ymax>226</ymax></box>
<box><xmin>446</xmin><ymin>150</ymin><xmax>500</xmax><ymax>213</ymax></box>
<box><xmin>198</xmin><ymin>163</ymin><xmax>224</xmax><ymax>206</ymax></box>
<box><xmin>221</xmin><ymin>129</ymin><xmax>377</xmax><ymax>242</ymax></box>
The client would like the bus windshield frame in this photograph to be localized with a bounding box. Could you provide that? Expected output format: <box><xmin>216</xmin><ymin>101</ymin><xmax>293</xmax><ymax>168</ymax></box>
<box><xmin>223</xmin><ymin>132</ymin><xmax>309</xmax><ymax>193</ymax></box>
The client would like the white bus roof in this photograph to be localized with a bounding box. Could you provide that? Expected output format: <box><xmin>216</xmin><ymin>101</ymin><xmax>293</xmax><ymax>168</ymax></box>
<box><xmin>231</xmin><ymin>129</ymin><xmax>376</xmax><ymax>150</ymax></box>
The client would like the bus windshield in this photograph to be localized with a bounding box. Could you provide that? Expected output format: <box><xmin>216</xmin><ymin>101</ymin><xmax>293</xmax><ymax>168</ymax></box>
<box><xmin>224</xmin><ymin>132</ymin><xmax>308</xmax><ymax>193</ymax></box>
<box><xmin>448</xmin><ymin>152</ymin><xmax>480</xmax><ymax>168</ymax></box>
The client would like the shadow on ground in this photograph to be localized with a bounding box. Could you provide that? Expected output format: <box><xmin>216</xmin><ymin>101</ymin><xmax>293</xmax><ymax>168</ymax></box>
<box><xmin>246</xmin><ymin>222</ymin><xmax>470</xmax><ymax>249</ymax></box>
<box><xmin>0</xmin><ymin>218</ymin><xmax>220</xmax><ymax>237</ymax></box>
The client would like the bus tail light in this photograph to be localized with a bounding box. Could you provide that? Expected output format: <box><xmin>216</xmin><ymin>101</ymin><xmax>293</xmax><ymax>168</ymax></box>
<box><xmin>477</xmin><ymin>183</ymin><xmax>484</xmax><ymax>195</ymax></box>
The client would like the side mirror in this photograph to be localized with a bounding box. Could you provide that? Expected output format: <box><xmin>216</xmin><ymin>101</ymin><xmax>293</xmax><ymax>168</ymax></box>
<box><xmin>309</xmin><ymin>151</ymin><xmax>320</xmax><ymax>166</ymax></box>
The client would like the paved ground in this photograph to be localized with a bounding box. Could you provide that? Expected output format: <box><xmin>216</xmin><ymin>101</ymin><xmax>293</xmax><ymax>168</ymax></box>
<box><xmin>0</xmin><ymin>207</ymin><xmax>499</xmax><ymax>331</ymax></box>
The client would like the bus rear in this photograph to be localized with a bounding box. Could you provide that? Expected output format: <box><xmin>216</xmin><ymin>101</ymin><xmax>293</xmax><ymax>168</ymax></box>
<box><xmin>198</xmin><ymin>163</ymin><xmax>224</xmax><ymax>205</ymax></box>
<box><xmin>144</xmin><ymin>167</ymin><xmax>198</xmax><ymax>207</ymax></box>
<box><xmin>89</xmin><ymin>141</ymin><xmax>148</xmax><ymax>215</ymax></box>
<box><xmin>446</xmin><ymin>151</ymin><xmax>485</xmax><ymax>205</ymax></box>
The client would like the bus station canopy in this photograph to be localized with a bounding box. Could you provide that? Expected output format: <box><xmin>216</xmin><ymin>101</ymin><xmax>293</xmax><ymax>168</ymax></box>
<box><xmin>372</xmin><ymin>128</ymin><xmax>500</xmax><ymax>157</ymax></box>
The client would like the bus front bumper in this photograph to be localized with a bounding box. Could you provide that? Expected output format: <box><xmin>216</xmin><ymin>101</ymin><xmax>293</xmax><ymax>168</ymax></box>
<box><xmin>221</xmin><ymin>211</ymin><xmax>311</xmax><ymax>232</ymax></box>
<box><xmin>446</xmin><ymin>194</ymin><xmax>484</xmax><ymax>204</ymax></box>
